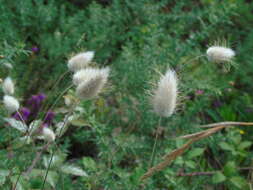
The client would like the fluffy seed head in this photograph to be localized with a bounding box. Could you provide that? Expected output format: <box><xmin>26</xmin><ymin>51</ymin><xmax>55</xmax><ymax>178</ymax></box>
<box><xmin>2</xmin><ymin>77</ymin><xmax>14</xmax><ymax>95</ymax></box>
<box><xmin>68</xmin><ymin>51</ymin><xmax>94</xmax><ymax>72</ymax></box>
<box><xmin>206</xmin><ymin>46</ymin><xmax>235</xmax><ymax>63</ymax></box>
<box><xmin>76</xmin><ymin>67</ymin><xmax>110</xmax><ymax>100</ymax></box>
<box><xmin>42</xmin><ymin>127</ymin><xmax>55</xmax><ymax>142</ymax></box>
<box><xmin>73</xmin><ymin>67</ymin><xmax>109</xmax><ymax>86</ymax></box>
<box><xmin>152</xmin><ymin>70</ymin><xmax>178</xmax><ymax>117</ymax></box>
<box><xmin>3</xmin><ymin>95</ymin><xmax>19</xmax><ymax>114</ymax></box>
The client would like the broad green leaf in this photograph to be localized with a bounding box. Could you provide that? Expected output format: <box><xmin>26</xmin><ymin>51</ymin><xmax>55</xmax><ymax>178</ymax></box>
<box><xmin>46</xmin><ymin>171</ymin><xmax>58</xmax><ymax>188</ymax></box>
<box><xmin>212</xmin><ymin>171</ymin><xmax>226</xmax><ymax>184</ymax></box>
<box><xmin>4</xmin><ymin>118</ymin><xmax>27</xmax><ymax>133</ymax></box>
<box><xmin>224</xmin><ymin>161</ymin><xmax>237</xmax><ymax>177</ymax></box>
<box><xmin>187</xmin><ymin>148</ymin><xmax>204</xmax><ymax>159</ymax></box>
<box><xmin>61</xmin><ymin>164</ymin><xmax>88</xmax><ymax>177</ymax></box>
<box><xmin>43</xmin><ymin>154</ymin><xmax>65</xmax><ymax>169</ymax></box>
<box><xmin>185</xmin><ymin>160</ymin><xmax>196</xmax><ymax>169</ymax></box>
<box><xmin>219</xmin><ymin>142</ymin><xmax>234</xmax><ymax>151</ymax></box>
<box><xmin>238</xmin><ymin>141</ymin><xmax>252</xmax><ymax>150</ymax></box>
<box><xmin>230</xmin><ymin>176</ymin><xmax>248</xmax><ymax>189</ymax></box>
<box><xmin>70</xmin><ymin>119</ymin><xmax>90</xmax><ymax>127</ymax></box>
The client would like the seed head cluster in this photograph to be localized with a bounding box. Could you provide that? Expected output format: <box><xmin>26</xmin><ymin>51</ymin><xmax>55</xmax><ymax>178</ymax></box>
<box><xmin>67</xmin><ymin>51</ymin><xmax>94</xmax><ymax>72</ymax></box>
<box><xmin>152</xmin><ymin>70</ymin><xmax>178</xmax><ymax>117</ymax></box>
<box><xmin>206</xmin><ymin>46</ymin><xmax>235</xmax><ymax>63</ymax></box>
<box><xmin>68</xmin><ymin>51</ymin><xmax>110</xmax><ymax>100</ymax></box>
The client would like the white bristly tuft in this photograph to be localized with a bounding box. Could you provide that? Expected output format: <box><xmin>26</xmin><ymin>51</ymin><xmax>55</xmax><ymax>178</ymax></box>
<box><xmin>73</xmin><ymin>67</ymin><xmax>109</xmax><ymax>86</ymax></box>
<box><xmin>2</xmin><ymin>77</ymin><xmax>14</xmax><ymax>95</ymax></box>
<box><xmin>3</xmin><ymin>95</ymin><xmax>19</xmax><ymax>114</ymax></box>
<box><xmin>67</xmin><ymin>51</ymin><xmax>94</xmax><ymax>72</ymax></box>
<box><xmin>76</xmin><ymin>67</ymin><xmax>110</xmax><ymax>100</ymax></box>
<box><xmin>152</xmin><ymin>70</ymin><xmax>178</xmax><ymax>117</ymax></box>
<box><xmin>206</xmin><ymin>46</ymin><xmax>235</xmax><ymax>63</ymax></box>
<box><xmin>42</xmin><ymin>127</ymin><xmax>56</xmax><ymax>142</ymax></box>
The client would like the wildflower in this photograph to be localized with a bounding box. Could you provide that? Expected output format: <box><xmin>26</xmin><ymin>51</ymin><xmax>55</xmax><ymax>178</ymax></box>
<box><xmin>195</xmin><ymin>89</ymin><xmax>204</xmax><ymax>96</ymax></box>
<box><xmin>76</xmin><ymin>67</ymin><xmax>110</xmax><ymax>100</ymax></box>
<box><xmin>68</xmin><ymin>51</ymin><xmax>94</xmax><ymax>72</ymax></box>
<box><xmin>42</xmin><ymin>127</ymin><xmax>55</xmax><ymax>142</ymax></box>
<box><xmin>31</xmin><ymin>46</ymin><xmax>39</xmax><ymax>53</ymax></box>
<box><xmin>206</xmin><ymin>46</ymin><xmax>235</xmax><ymax>63</ymax></box>
<box><xmin>27</xmin><ymin>93</ymin><xmax>46</xmax><ymax>116</ymax></box>
<box><xmin>2</xmin><ymin>77</ymin><xmax>14</xmax><ymax>95</ymax></box>
<box><xmin>43</xmin><ymin>111</ymin><xmax>55</xmax><ymax>127</ymax></box>
<box><xmin>3</xmin><ymin>95</ymin><xmax>20</xmax><ymax>114</ymax></box>
<box><xmin>13</xmin><ymin>107</ymin><xmax>31</xmax><ymax>121</ymax></box>
<box><xmin>152</xmin><ymin>69</ymin><xmax>178</xmax><ymax>117</ymax></box>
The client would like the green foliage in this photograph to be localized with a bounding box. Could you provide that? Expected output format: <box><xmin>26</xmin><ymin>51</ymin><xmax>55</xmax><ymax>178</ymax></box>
<box><xmin>0</xmin><ymin>0</ymin><xmax>253</xmax><ymax>189</ymax></box>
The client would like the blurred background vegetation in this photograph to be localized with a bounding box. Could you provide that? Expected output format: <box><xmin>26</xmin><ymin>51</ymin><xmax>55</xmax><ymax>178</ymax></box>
<box><xmin>0</xmin><ymin>0</ymin><xmax>253</xmax><ymax>189</ymax></box>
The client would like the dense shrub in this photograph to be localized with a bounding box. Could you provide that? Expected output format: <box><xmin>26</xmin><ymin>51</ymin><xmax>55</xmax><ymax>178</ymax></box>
<box><xmin>1</xmin><ymin>0</ymin><xmax>253</xmax><ymax>189</ymax></box>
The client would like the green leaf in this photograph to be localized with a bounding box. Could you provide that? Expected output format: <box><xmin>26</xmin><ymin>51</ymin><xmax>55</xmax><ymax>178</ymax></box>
<box><xmin>55</xmin><ymin>122</ymin><xmax>69</xmax><ymax>137</ymax></box>
<box><xmin>0</xmin><ymin>169</ymin><xmax>10</xmax><ymax>186</ymax></box>
<box><xmin>61</xmin><ymin>164</ymin><xmax>88</xmax><ymax>177</ymax></box>
<box><xmin>230</xmin><ymin>176</ymin><xmax>248</xmax><ymax>189</ymax></box>
<box><xmin>219</xmin><ymin>142</ymin><xmax>234</xmax><ymax>151</ymax></box>
<box><xmin>187</xmin><ymin>148</ymin><xmax>204</xmax><ymax>159</ymax></box>
<box><xmin>43</xmin><ymin>155</ymin><xmax>65</xmax><ymax>169</ymax></box>
<box><xmin>238</xmin><ymin>141</ymin><xmax>252</xmax><ymax>150</ymax></box>
<box><xmin>185</xmin><ymin>160</ymin><xmax>196</xmax><ymax>169</ymax></box>
<box><xmin>82</xmin><ymin>157</ymin><xmax>96</xmax><ymax>171</ymax></box>
<box><xmin>4</xmin><ymin>118</ymin><xmax>27</xmax><ymax>133</ymax></box>
<box><xmin>28</xmin><ymin>120</ymin><xmax>41</xmax><ymax>135</ymax></box>
<box><xmin>224</xmin><ymin>161</ymin><xmax>237</xmax><ymax>177</ymax></box>
<box><xmin>212</xmin><ymin>171</ymin><xmax>226</xmax><ymax>184</ymax></box>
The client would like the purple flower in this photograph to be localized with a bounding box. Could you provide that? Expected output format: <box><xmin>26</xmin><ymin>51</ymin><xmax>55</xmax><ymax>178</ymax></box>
<box><xmin>43</xmin><ymin>110</ymin><xmax>55</xmax><ymax>127</ymax></box>
<box><xmin>27</xmin><ymin>93</ymin><xmax>46</xmax><ymax>117</ymax></box>
<box><xmin>13</xmin><ymin>107</ymin><xmax>31</xmax><ymax>121</ymax></box>
<box><xmin>31</xmin><ymin>46</ymin><xmax>39</xmax><ymax>53</ymax></box>
<box><xmin>213</xmin><ymin>100</ymin><xmax>222</xmax><ymax>108</ymax></box>
<box><xmin>195</xmin><ymin>89</ymin><xmax>204</xmax><ymax>95</ymax></box>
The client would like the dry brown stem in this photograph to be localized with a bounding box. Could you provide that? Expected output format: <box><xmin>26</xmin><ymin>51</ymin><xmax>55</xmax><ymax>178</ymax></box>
<box><xmin>140</xmin><ymin>121</ymin><xmax>253</xmax><ymax>181</ymax></box>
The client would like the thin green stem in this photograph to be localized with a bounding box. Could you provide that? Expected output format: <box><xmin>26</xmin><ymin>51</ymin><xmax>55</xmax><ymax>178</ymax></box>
<box><xmin>41</xmin><ymin>102</ymin><xmax>78</xmax><ymax>189</ymax></box>
<box><xmin>149</xmin><ymin>116</ymin><xmax>162</xmax><ymax>168</ymax></box>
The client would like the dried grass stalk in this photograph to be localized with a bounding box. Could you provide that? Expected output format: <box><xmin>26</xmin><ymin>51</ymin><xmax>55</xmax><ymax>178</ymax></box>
<box><xmin>140</xmin><ymin>121</ymin><xmax>253</xmax><ymax>181</ymax></box>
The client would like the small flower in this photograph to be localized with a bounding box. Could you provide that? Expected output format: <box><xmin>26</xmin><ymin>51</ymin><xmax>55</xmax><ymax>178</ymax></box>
<box><xmin>68</xmin><ymin>51</ymin><xmax>94</xmax><ymax>72</ymax></box>
<box><xmin>206</xmin><ymin>46</ymin><xmax>235</xmax><ymax>63</ymax></box>
<box><xmin>27</xmin><ymin>93</ymin><xmax>46</xmax><ymax>115</ymax></box>
<box><xmin>152</xmin><ymin>69</ymin><xmax>178</xmax><ymax>117</ymax></box>
<box><xmin>76</xmin><ymin>67</ymin><xmax>110</xmax><ymax>100</ymax></box>
<box><xmin>31</xmin><ymin>46</ymin><xmax>39</xmax><ymax>53</ymax></box>
<box><xmin>2</xmin><ymin>77</ymin><xmax>14</xmax><ymax>95</ymax></box>
<box><xmin>43</xmin><ymin>111</ymin><xmax>55</xmax><ymax>127</ymax></box>
<box><xmin>3</xmin><ymin>95</ymin><xmax>20</xmax><ymax>114</ymax></box>
<box><xmin>13</xmin><ymin>107</ymin><xmax>31</xmax><ymax>121</ymax></box>
<box><xmin>42</xmin><ymin>127</ymin><xmax>55</xmax><ymax>142</ymax></box>
<box><xmin>195</xmin><ymin>89</ymin><xmax>204</xmax><ymax>96</ymax></box>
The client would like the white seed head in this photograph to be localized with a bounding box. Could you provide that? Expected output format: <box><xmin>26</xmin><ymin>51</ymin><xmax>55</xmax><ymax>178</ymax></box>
<box><xmin>206</xmin><ymin>46</ymin><xmax>235</xmax><ymax>63</ymax></box>
<box><xmin>76</xmin><ymin>67</ymin><xmax>110</xmax><ymax>100</ymax></box>
<box><xmin>3</xmin><ymin>95</ymin><xmax>19</xmax><ymax>114</ymax></box>
<box><xmin>42</xmin><ymin>127</ymin><xmax>56</xmax><ymax>142</ymax></box>
<box><xmin>152</xmin><ymin>70</ymin><xmax>178</xmax><ymax>117</ymax></box>
<box><xmin>73</xmin><ymin>67</ymin><xmax>109</xmax><ymax>86</ymax></box>
<box><xmin>67</xmin><ymin>51</ymin><xmax>94</xmax><ymax>72</ymax></box>
<box><xmin>2</xmin><ymin>77</ymin><xmax>14</xmax><ymax>95</ymax></box>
